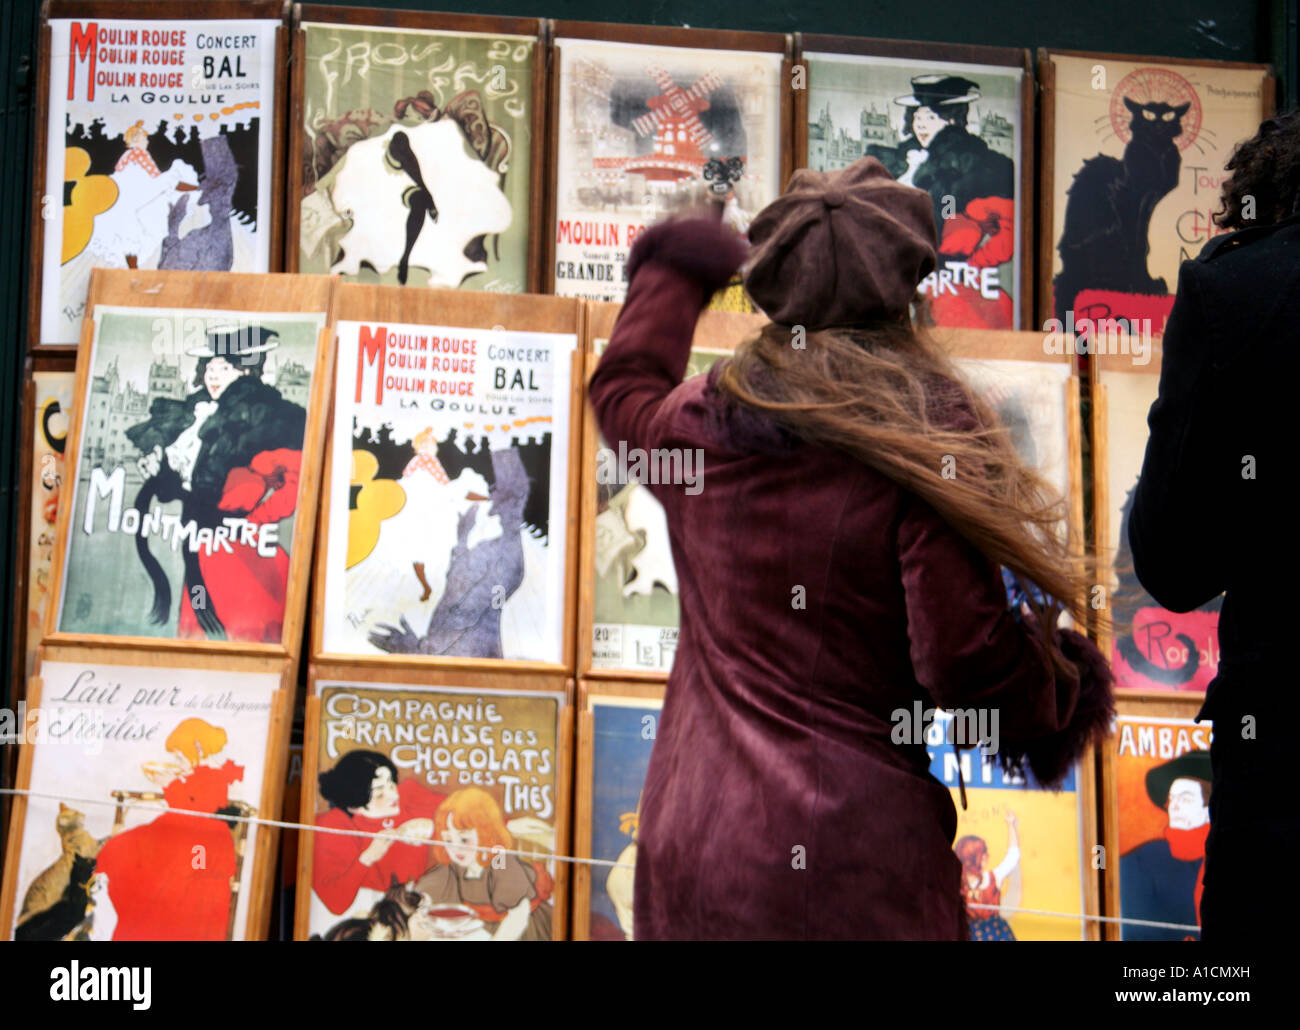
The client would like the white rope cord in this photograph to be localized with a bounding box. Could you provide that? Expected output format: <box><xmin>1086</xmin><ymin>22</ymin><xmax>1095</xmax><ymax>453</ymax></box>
<box><xmin>964</xmin><ymin>901</ymin><xmax>1199</xmax><ymax>933</ymax></box>
<box><xmin>0</xmin><ymin>785</ymin><xmax>1201</xmax><ymax>932</ymax></box>
<box><xmin>0</xmin><ymin>786</ymin><xmax>633</xmax><ymax>870</ymax></box>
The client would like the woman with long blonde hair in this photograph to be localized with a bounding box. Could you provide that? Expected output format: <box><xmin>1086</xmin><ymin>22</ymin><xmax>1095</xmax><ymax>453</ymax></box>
<box><xmin>588</xmin><ymin>157</ymin><xmax>1113</xmax><ymax>940</ymax></box>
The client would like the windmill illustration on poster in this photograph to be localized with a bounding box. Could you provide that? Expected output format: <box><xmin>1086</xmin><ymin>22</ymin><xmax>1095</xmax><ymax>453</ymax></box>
<box><xmin>552</xmin><ymin>37</ymin><xmax>782</xmax><ymax>302</ymax></box>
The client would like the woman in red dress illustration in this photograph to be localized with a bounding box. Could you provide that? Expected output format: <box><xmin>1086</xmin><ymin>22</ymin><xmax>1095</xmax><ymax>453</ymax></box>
<box><xmin>127</xmin><ymin>324</ymin><xmax>305</xmax><ymax>642</ymax></box>
<box><xmin>311</xmin><ymin>750</ymin><xmax>446</xmax><ymax>920</ymax></box>
<box><xmin>93</xmin><ymin>718</ymin><xmax>243</xmax><ymax>940</ymax></box>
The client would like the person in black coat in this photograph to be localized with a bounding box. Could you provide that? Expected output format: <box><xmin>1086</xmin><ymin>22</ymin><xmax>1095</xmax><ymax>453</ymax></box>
<box><xmin>1129</xmin><ymin>110</ymin><xmax>1300</xmax><ymax>941</ymax></box>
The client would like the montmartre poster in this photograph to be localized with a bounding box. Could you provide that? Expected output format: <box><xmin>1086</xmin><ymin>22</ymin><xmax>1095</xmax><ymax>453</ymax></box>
<box><xmin>56</xmin><ymin>305</ymin><xmax>326</xmax><ymax>643</ymax></box>
<box><xmin>806</xmin><ymin>52</ymin><xmax>1023</xmax><ymax>329</ymax></box>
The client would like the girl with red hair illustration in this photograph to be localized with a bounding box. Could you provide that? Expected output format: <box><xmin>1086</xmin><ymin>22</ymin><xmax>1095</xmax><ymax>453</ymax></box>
<box><xmin>956</xmin><ymin>810</ymin><xmax>1021</xmax><ymax>941</ymax></box>
<box><xmin>414</xmin><ymin>787</ymin><xmax>553</xmax><ymax>941</ymax></box>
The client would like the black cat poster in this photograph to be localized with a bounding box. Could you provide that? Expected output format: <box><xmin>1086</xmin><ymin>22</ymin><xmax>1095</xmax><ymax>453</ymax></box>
<box><xmin>1044</xmin><ymin>53</ymin><xmax>1270</xmax><ymax>330</ymax></box>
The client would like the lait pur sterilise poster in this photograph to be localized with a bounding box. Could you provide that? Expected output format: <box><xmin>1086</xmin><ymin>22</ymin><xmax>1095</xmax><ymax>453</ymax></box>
<box><xmin>8</xmin><ymin>657</ymin><xmax>279</xmax><ymax>941</ymax></box>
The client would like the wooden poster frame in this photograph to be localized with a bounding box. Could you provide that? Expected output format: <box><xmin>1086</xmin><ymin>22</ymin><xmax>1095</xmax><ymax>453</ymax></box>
<box><xmin>1035</xmin><ymin>48</ymin><xmax>1276</xmax><ymax>331</ymax></box>
<box><xmin>932</xmin><ymin>327</ymin><xmax>1087</xmax><ymax>560</ymax></box>
<box><xmin>0</xmin><ymin>641</ymin><xmax>295</xmax><ymax>941</ymax></box>
<box><xmin>28</xmin><ymin>0</ymin><xmax>290</xmax><ymax>353</ymax></box>
<box><xmin>41</xmin><ymin>267</ymin><xmax>336</xmax><ymax>660</ymax></box>
<box><xmin>1099</xmin><ymin>693</ymin><xmax>1209</xmax><ymax>941</ymax></box>
<box><xmin>10</xmin><ymin>360</ymin><xmax>38</xmax><ymax>711</ymax></box>
<box><xmin>311</xmin><ymin>283</ymin><xmax>585</xmax><ymax>674</ymax></box>
<box><xmin>544</xmin><ymin>20</ymin><xmax>794</xmax><ymax>295</ymax></box>
<box><xmin>295</xmin><ymin>661</ymin><xmax>575</xmax><ymax>941</ymax></box>
<box><xmin>576</xmin><ymin>301</ymin><xmax>768</xmax><ymax>680</ymax></box>
<box><xmin>570</xmin><ymin>676</ymin><xmax>664</xmax><ymax>941</ymax></box>
<box><xmin>792</xmin><ymin>34</ymin><xmax>1036</xmax><ymax>331</ymax></box>
<box><xmin>9</xmin><ymin>356</ymin><xmax>78</xmax><ymax>710</ymax></box>
<box><xmin>287</xmin><ymin>5</ymin><xmax>549</xmax><ymax>293</ymax></box>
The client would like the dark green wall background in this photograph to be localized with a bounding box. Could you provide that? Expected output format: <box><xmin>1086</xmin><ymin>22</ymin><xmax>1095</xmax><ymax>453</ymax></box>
<box><xmin>1</xmin><ymin>0</ymin><xmax>1296</xmax><ymax>767</ymax></box>
<box><xmin>315</xmin><ymin>0</ymin><xmax>1273</xmax><ymax>63</ymax></box>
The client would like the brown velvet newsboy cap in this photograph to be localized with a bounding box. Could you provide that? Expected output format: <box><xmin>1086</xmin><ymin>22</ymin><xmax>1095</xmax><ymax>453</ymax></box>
<box><xmin>743</xmin><ymin>157</ymin><xmax>937</xmax><ymax>329</ymax></box>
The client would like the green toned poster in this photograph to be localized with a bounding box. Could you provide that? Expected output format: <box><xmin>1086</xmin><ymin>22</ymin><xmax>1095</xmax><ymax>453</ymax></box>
<box><xmin>589</xmin><ymin>344</ymin><xmax>726</xmax><ymax>673</ymax></box>
<box><xmin>57</xmin><ymin>305</ymin><xmax>325</xmax><ymax>642</ymax></box>
<box><xmin>298</xmin><ymin>22</ymin><xmax>536</xmax><ymax>293</ymax></box>
<box><xmin>805</xmin><ymin>52</ymin><xmax>1024</xmax><ymax>329</ymax></box>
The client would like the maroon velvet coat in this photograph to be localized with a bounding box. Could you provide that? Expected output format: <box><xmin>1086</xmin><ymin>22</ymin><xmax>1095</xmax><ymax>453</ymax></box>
<box><xmin>588</xmin><ymin>218</ymin><xmax>1112</xmax><ymax>941</ymax></box>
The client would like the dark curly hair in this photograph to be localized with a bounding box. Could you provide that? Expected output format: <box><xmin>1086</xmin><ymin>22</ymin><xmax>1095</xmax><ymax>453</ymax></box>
<box><xmin>318</xmin><ymin>749</ymin><xmax>398</xmax><ymax>812</ymax></box>
<box><xmin>1214</xmin><ymin>109</ymin><xmax>1300</xmax><ymax>231</ymax></box>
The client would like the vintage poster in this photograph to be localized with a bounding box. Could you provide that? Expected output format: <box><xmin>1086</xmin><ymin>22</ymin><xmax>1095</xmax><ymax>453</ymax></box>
<box><xmin>952</xmin><ymin>358</ymin><xmax>1072</xmax><ymax>503</ymax></box>
<box><xmin>584</xmin><ymin>695</ymin><xmax>661</xmax><ymax>940</ymax></box>
<box><xmin>41</xmin><ymin>17</ymin><xmax>279</xmax><ymax>346</ymax></box>
<box><xmin>1047</xmin><ymin>54</ymin><xmax>1268</xmax><ymax>330</ymax></box>
<box><xmin>1113</xmin><ymin>713</ymin><xmax>1213</xmax><ymax>941</ymax></box>
<box><xmin>1101</xmin><ymin>363</ymin><xmax>1219</xmax><ymax>691</ymax></box>
<box><xmin>56</xmin><ymin>305</ymin><xmax>326</xmax><ymax>642</ymax></box>
<box><xmin>298</xmin><ymin>22</ymin><xmax>536</xmax><ymax>293</ymax></box>
<box><xmin>928</xmin><ymin>712</ymin><xmax>1089</xmax><ymax>940</ymax></box>
<box><xmin>806</xmin><ymin>53</ymin><xmax>1024</xmax><ymax>328</ymax></box>
<box><xmin>8</xmin><ymin>658</ymin><xmax>279</xmax><ymax>941</ymax></box>
<box><xmin>307</xmin><ymin>681</ymin><xmax>564</xmax><ymax>940</ymax></box>
<box><xmin>321</xmin><ymin>319</ymin><xmax>576</xmax><ymax>663</ymax></box>
<box><xmin>552</xmin><ymin>37</ymin><xmax>783</xmax><ymax>303</ymax></box>
<box><xmin>591</xmin><ymin>345</ymin><xmax>727</xmax><ymax>673</ymax></box>
<box><xmin>24</xmin><ymin>370</ymin><xmax>76</xmax><ymax>679</ymax></box>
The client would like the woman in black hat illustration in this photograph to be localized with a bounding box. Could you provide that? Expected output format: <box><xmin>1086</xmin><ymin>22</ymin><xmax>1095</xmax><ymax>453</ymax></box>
<box><xmin>126</xmin><ymin>325</ymin><xmax>306</xmax><ymax>642</ymax></box>
<box><xmin>1118</xmin><ymin>750</ymin><xmax>1212</xmax><ymax>941</ymax></box>
<box><xmin>868</xmin><ymin>74</ymin><xmax>1016</xmax><ymax>327</ymax></box>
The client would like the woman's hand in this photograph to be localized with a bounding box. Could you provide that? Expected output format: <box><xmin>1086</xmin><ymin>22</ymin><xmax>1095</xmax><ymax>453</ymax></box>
<box><xmin>492</xmin><ymin>898</ymin><xmax>532</xmax><ymax>941</ymax></box>
<box><xmin>358</xmin><ymin>834</ymin><xmax>395</xmax><ymax>867</ymax></box>
<box><xmin>396</xmin><ymin>818</ymin><xmax>434</xmax><ymax>842</ymax></box>
<box><xmin>624</xmin><ymin>212</ymin><xmax>750</xmax><ymax>294</ymax></box>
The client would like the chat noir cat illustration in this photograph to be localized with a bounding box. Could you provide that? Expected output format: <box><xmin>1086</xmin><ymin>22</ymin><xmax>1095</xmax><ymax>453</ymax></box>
<box><xmin>1054</xmin><ymin>96</ymin><xmax>1190</xmax><ymax>322</ymax></box>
